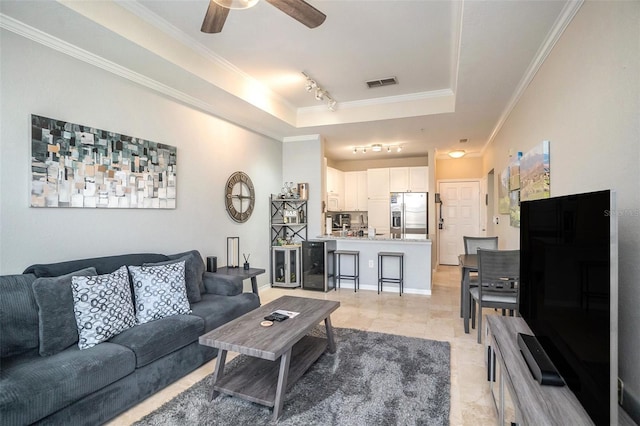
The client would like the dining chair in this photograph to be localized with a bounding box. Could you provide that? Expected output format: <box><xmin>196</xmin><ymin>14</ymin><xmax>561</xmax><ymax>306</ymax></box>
<box><xmin>469</xmin><ymin>248</ymin><xmax>519</xmax><ymax>343</ymax></box>
<box><xmin>462</xmin><ymin>236</ymin><xmax>499</xmax><ymax>317</ymax></box>
<box><xmin>463</xmin><ymin>236</ymin><xmax>499</xmax><ymax>255</ymax></box>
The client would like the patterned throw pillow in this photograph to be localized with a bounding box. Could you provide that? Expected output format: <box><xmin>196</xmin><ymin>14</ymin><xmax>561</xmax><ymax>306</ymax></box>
<box><xmin>128</xmin><ymin>261</ymin><xmax>191</xmax><ymax>325</ymax></box>
<box><xmin>71</xmin><ymin>265</ymin><xmax>136</xmax><ymax>350</ymax></box>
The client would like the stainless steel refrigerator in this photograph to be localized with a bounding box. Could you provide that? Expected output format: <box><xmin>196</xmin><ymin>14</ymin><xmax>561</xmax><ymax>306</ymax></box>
<box><xmin>390</xmin><ymin>192</ymin><xmax>428</xmax><ymax>239</ymax></box>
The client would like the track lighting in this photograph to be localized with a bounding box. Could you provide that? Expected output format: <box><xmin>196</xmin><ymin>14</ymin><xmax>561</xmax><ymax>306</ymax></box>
<box><xmin>302</xmin><ymin>71</ymin><xmax>337</xmax><ymax>111</ymax></box>
<box><xmin>305</xmin><ymin>80</ymin><xmax>316</xmax><ymax>92</ymax></box>
<box><xmin>352</xmin><ymin>144</ymin><xmax>404</xmax><ymax>154</ymax></box>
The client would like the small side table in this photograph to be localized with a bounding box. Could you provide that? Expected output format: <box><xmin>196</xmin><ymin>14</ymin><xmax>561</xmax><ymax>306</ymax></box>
<box><xmin>214</xmin><ymin>266</ymin><xmax>265</xmax><ymax>296</ymax></box>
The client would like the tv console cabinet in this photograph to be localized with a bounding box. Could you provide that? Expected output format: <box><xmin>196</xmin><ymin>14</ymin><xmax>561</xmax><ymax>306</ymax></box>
<box><xmin>486</xmin><ymin>316</ymin><xmax>593</xmax><ymax>425</ymax></box>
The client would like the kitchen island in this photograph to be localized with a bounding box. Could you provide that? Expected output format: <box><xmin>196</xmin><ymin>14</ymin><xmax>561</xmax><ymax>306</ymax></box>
<box><xmin>313</xmin><ymin>235</ymin><xmax>432</xmax><ymax>295</ymax></box>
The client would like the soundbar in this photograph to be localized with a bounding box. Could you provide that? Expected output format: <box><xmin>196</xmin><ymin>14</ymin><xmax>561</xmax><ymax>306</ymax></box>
<box><xmin>517</xmin><ymin>333</ymin><xmax>565</xmax><ymax>386</ymax></box>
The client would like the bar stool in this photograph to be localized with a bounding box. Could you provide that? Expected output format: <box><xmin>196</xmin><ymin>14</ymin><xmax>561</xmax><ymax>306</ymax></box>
<box><xmin>334</xmin><ymin>250</ymin><xmax>360</xmax><ymax>292</ymax></box>
<box><xmin>327</xmin><ymin>249</ymin><xmax>336</xmax><ymax>291</ymax></box>
<box><xmin>378</xmin><ymin>251</ymin><xmax>404</xmax><ymax>296</ymax></box>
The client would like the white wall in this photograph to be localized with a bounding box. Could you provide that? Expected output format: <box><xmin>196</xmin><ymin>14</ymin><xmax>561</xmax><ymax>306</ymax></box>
<box><xmin>282</xmin><ymin>135</ymin><xmax>324</xmax><ymax>238</ymax></box>
<box><xmin>0</xmin><ymin>30</ymin><xmax>282</xmax><ymax>290</ymax></box>
<box><xmin>483</xmin><ymin>0</ymin><xmax>640</xmax><ymax>411</ymax></box>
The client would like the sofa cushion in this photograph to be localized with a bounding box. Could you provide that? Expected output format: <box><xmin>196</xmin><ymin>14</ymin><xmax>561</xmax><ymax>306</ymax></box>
<box><xmin>71</xmin><ymin>266</ymin><xmax>137</xmax><ymax>349</ymax></box>
<box><xmin>0</xmin><ymin>274</ymin><xmax>38</xmax><ymax>358</ymax></box>
<box><xmin>32</xmin><ymin>267</ymin><xmax>97</xmax><ymax>356</ymax></box>
<box><xmin>0</xmin><ymin>342</ymin><xmax>135</xmax><ymax>426</ymax></box>
<box><xmin>109</xmin><ymin>314</ymin><xmax>204</xmax><ymax>368</ymax></box>
<box><xmin>190</xmin><ymin>292</ymin><xmax>261</xmax><ymax>333</ymax></box>
<box><xmin>23</xmin><ymin>253</ymin><xmax>170</xmax><ymax>277</ymax></box>
<box><xmin>129</xmin><ymin>262</ymin><xmax>192</xmax><ymax>325</ymax></box>
<box><xmin>144</xmin><ymin>255</ymin><xmax>202</xmax><ymax>304</ymax></box>
<box><xmin>167</xmin><ymin>250</ymin><xmax>206</xmax><ymax>298</ymax></box>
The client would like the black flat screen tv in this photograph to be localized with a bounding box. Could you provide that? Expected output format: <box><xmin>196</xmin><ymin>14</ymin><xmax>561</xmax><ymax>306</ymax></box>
<box><xmin>519</xmin><ymin>190</ymin><xmax>618</xmax><ymax>425</ymax></box>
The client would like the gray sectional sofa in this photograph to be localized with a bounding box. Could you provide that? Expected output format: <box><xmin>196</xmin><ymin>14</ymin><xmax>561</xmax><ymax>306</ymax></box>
<box><xmin>0</xmin><ymin>250</ymin><xmax>261</xmax><ymax>425</ymax></box>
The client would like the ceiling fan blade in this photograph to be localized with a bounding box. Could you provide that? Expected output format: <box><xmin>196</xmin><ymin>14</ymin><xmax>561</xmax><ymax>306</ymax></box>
<box><xmin>201</xmin><ymin>0</ymin><xmax>230</xmax><ymax>33</ymax></box>
<box><xmin>265</xmin><ymin>0</ymin><xmax>326</xmax><ymax>29</ymax></box>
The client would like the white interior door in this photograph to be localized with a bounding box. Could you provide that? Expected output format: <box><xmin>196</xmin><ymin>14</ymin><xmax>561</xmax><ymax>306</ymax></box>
<box><xmin>438</xmin><ymin>181</ymin><xmax>480</xmax><ymax>265</ymax></box>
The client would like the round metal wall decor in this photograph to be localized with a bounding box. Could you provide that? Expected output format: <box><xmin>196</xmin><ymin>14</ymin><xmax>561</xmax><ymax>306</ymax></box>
<box><xmin>225</xmin><ymin>171</ymin><xmax>255</xmax><ymax>223</ymax></box>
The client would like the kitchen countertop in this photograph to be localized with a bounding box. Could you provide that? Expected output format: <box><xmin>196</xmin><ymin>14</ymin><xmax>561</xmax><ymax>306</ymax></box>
<box><xmin>314</xmin><ymin>235</ymin><xmax>432</xmax><ymax>243</ymax></box>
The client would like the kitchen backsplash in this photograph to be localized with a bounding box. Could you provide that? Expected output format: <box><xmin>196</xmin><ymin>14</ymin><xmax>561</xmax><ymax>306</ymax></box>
<box><xmin>327</xmin><ymin>211</ymin><xmax>368</xmax><ymax>227</ymax></box>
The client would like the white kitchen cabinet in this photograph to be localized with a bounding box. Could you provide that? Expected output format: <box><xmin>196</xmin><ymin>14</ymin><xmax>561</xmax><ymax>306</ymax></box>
<box><xmin>389</xmin><ymin>166</ymin><xmax>429</xmax><ymax>192</ymax></box>
<box><xmin>389</xmin><ymin>168</ymin><xmax>409</xmax><ymax>192</ymax></box>
<box><xmin>367</xmin><ymin>168</ymin><xmax>390</xmax><ymax>199</ymax></box>
<box><xmin>326</xmin><ymin>166</ymin><xmax>344</xmax><ymax>194</ymax></box>
<box><xmin>409</xmin><ymin>166</ymin><xmax>429</xmax><ymax>192</ymax></box>
<box><xmin>326</xmin><ymin>166</ymin><xmax>344</xmax><ymax>211</ymax></box>
<box><xmin>367</xmin><ymin>198</ymin><xmax>390</xmax><ymax>235</ymax></box>
<box><xmin>344</xmin><ymin>171</ymin><xmax>368</xmax><ymax>211</ymax></box>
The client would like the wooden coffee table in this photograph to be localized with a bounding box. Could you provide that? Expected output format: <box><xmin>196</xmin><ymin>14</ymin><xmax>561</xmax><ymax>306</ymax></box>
<box><xmin>199</xmin><ymin>295</ymin><xmax>340</xmax><ymax>421</ymax></box>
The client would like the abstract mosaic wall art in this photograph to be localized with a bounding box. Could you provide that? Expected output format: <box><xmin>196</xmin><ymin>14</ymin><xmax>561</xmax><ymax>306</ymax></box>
<box><xmin>30</xmin><ymin>114</ymin><xmax>177</xmax><ymax>208</ymax></box>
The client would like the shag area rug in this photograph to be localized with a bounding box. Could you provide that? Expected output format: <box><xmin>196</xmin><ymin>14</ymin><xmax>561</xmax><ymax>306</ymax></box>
<box><xmin>134</xmin><ymin>327</ymin><xmax>450</xmax><ymax>425</ymax></box>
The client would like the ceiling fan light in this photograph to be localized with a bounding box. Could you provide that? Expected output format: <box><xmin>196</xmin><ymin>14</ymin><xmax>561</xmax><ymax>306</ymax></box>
<box><xmin>213</xmin><ymin>0</ymin><xmax>259</xmax><ymax>10</ymax></box>
<box><xmin>448</xmin><ymin>149</ymin><xmax>466</xmax><ymax>158</ymax></box>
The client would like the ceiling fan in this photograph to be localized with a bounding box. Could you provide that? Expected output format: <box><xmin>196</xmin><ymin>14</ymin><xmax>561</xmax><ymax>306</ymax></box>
<box><xmin>201</xmin><ymin>0</ymin><xmax>326</xmax><ymax>34</ymax></box>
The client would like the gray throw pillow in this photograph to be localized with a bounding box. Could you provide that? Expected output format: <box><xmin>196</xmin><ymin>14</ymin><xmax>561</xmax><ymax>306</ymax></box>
<box><xmin>167</xmin><ymin>250</ymin><xmax>205</xmax><ymax>299</ymax></box>
<box><xmin>32</xmin><ymin>267</ymin><xmax>97</xmax><ymax>356</ymax></box>
<box><xmin>71</xmin><ymin>265</ymin><xmax>136</xmax><ymax>349</ymax></box>
<box><xmin>129</xmin><ymin>261</ymin><xmax>192</xmax><ymax>325</ymax></box>
<box><xmin>144</xmin><ymin>254</ymin><xmax>201</xmax><ymax>303</ymax></box>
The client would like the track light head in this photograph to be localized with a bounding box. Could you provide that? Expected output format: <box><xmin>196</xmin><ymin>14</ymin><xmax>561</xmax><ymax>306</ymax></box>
<box><xmin>302</xmin><ymin>72</ymin><xmax>336</xmax><ymax>111</ymax></box>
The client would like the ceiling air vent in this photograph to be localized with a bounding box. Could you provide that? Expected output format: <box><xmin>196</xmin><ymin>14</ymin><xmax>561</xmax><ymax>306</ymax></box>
<box><xmin>366</xmin><ymin>77</ymin><xmax>398</xmax><ymax>88</ymax></box>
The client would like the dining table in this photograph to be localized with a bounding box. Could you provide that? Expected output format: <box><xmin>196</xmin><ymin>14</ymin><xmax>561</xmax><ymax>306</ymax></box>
<box><xmin>459</xmin><ymin>254</ymin><xmax>478</xmax><ymax>334</ymax></box>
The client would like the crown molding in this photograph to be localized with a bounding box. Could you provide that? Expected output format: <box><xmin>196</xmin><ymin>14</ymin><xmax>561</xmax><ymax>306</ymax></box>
<box><xmin>481</xmin><ymin>0</ymin><xmax>584</xmax><ymax>154</ymax></box>
<box><xmin>0</xmin><ymin>13</ymin><xmax>285</xmax><ymax>141</ymax></box>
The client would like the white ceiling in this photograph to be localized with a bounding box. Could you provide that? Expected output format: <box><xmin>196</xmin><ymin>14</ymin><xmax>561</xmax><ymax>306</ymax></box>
<box><xmin>0</xmin><ymin>0</ymin><xmax>579</xmax><ymax>161</ymax></box>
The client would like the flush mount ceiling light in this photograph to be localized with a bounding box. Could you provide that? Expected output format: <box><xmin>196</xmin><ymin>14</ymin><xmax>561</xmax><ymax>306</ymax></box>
<box><xmin>302</xmin><ymin>71</ymin><xmax>336</xmax><ymax>111</ymax></box>
<box><xmin>448</xmin><ymin>149</ymin><xmax>466</xmax><ymax>158</ymax></box>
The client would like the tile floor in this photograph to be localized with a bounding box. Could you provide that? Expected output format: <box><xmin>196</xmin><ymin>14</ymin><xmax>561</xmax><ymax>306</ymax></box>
<box><xmin>108</xmin><ymin>265</ymin><xmax>498</xmax><ymax>425</ymax></box>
